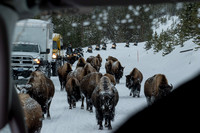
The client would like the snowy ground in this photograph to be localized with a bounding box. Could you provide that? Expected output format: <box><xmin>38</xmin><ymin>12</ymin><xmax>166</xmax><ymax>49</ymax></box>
<box><xmin>41</xmin><ymin>40</ymin><xmax>200</xmax><ymax>133</ymax></box>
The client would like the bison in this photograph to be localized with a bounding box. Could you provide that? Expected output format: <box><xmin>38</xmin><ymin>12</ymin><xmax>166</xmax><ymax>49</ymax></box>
<box><xmin>57</xmin><ymin>62</ymin><xmax>73</xmax><ymax>91</ymax></box>
<box><xmin>76</xmin><ymin>57</ymin><xmax>86</xmax><ymax>68</ymax></box>
<box><xmin>104</xmin><ymin>73</ymin><xmax>116</xmax><ymax>86</ymax></box>
<box><xmin>67</xmin><ymin>63</ymin><xmax>96</xmax><ymax>83</ymax></box>
<box><xmin>80</xmin><ymin>72</ymin><xmax>103</xmax><ymax>112</ymax></box>
<box><xmin>92</xmin><ymin>76</ymin><xmax>119</xmax><ymax>130</ymax></box>
<box><xmin>25</xmin><ymin>71</ymin><xmax>55</xmax><ymax>119</ymax></box>
<box><xmin>105</xmin><ymin>56</ymin><xmax>124</xmax><ymax>83</ymax></box>
<box><xmin>86</xmin><ymin>54</ymin><xmax>102</xmax><ymax>72</ymax></box>
<box><xmin>111</xmin><ymin>61</ymin><xmax>124</xmax><ymax>83</ymax></box>
<box><xmin>126</xmin><ymin>68</ymin><xmax>143</xmax><ymax>97</ymax></box>
<box><xmin>65</xmin><ymin>77</ymin><xmax>81</xmax><ymax>109</ymax></box>
<box><xmin>106</xmin><ymin>56</ymin><xmax>118</xmax><ymax>62</ymax></box>
<box><xmin>18</xmin><ymin>93</ymin><xmax>43</xmax><ymax>133</ymax></box>
<box><xmin>144</xmin><ymin>74</ymin><xmax>173</xmax><ymax>105</ymax></box>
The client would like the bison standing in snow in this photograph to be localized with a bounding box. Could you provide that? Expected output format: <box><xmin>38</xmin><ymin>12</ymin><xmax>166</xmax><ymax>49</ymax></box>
<box><xmin>92</xmin><ymin>76</ymin><xmax>119</xmax><ymax>130</ymax></box>
<box><xmin>76</xmin><ymin>57</ymin><xmax>86</xmax><ymax>68</ymax></box>
<box><xmin>18</xmin><ymin>93</ymin><xmax>43</xmax><ymax>133</ymax></box>
<box><xmin>104</xmin><ymin>73</ymin><xmax>116</xmax><ymax>86</ymax></box>
<box><xmin>57</xmin><ymin>62</ymin><xmax>73</xmax><ymax>91</ymax></box>
<box><xmin>105</xmin><ymin>56</ymin><xmax>124</xmax><ymax>83</ymax></box>
<box><xmin>144</xmin><ymin>74</ymin><xmax>173</xmax><ymax>105</ymax></box>
<box><xmin>86</xmin><ymin>54</ymin><xmax>102</xmax><ymax>72</ymax></box>
<box><xmin>126</xmin><ymin>68</ymin><xmax>143</xmax><ymax>97</ymax></box>
<box><xmin>65</xmin><ymin>77</ymin><xmax>81</xmax><ymax>109</ymax></box>
<box><xmin>25</xmin><ymin>71</ymin><xmax>55</xmax><ymax>119</ymax></box>
<box><xmin>80</xmin><ymin>72</ymin><xmax>103</xmax><ymax>112</ymax></box>
<box><xmin>67</xmin><ymin>63</ymin><xmax>97</xmax><ymax>83</ymax></box>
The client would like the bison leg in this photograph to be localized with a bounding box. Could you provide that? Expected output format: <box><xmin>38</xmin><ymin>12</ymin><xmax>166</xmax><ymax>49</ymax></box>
<box><xmin>129</xmin><ymin>90</ymin><xmax>132</xmax><ymax>96</ymax></box>
<box><xmin>104</xmin><ymin>118</ymin><xmax>108</xmax><ymax>127</ymax></box>
<box><xmin>81</xmin><ymin>96</ymin><xmax>84</xmax><ymax>109</ymax></box>
<box><xmin>96</xmin><ymin>109</ymin><xmax>103</xmax><ymax>130</ymax></box>
<box><xmin>47</xmin><ymin>98</ymin><xmax>53</xmax><ymax>119</ymax></box>
<box><xmin>99</xmin><ymin>121</ymin><xmax>103</xmax><ymax>130</ymax></box>
<box><xmin>107</xmin><ymin>119</ymin><xmax>112</xmax><ymax>130</ymax></box>
<box><xmin>67</xmin><ymin>96</ymin><xmax>72</xmax><ymax>109</ymax></box>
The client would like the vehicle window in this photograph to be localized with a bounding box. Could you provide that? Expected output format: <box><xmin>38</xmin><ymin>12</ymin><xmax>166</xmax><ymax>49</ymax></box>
<box><xmin>12</xmin><ymin>2</ymin><xmax>200</xmax><ymax>133</ymax></box>
<box><xmin>12</xmin><ymin>44</ymin><xmax>39</xmax><ymax>53</ymax></box>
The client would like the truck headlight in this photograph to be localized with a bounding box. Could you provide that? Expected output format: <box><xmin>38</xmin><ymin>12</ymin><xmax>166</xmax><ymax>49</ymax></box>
<box><xmin>52</xmin><ymin>53</ymin><xmax>57</xmax><ymax>59</ymax></box>
<box><xmin>33</xmin><ymin>58</ymin><xmax>40</xmax><ymax>64</ymax></box>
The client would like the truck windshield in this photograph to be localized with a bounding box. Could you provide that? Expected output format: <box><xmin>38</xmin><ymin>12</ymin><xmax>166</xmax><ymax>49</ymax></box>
<box><xmin>12</xmin><ymin>44</ymin><xmax>39</xmax><ymax>53</ymax></box>
<box><xmin>53</xmin><ymin>41</ymin><xmax>57</xmax><ymax>49</ymax></box>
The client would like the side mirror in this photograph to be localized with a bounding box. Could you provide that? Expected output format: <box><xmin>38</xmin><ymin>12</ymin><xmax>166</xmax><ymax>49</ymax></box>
<box><xmin>61</xmin><ymin>46</ymin><xmax>63</xmax><ymax>50</ymax></box>
<box><xmin>40</xmin><ymin>49</ymin><xmax>50</xmax><ymax>54</ymax></box>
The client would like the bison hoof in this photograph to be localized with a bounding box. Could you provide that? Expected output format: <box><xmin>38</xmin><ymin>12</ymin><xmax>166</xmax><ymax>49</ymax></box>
<box><xmin>99</xmin><ymin>126</ymin><xmax>103</xmax><ymax>130</ymax></box>
<box><xmin>108</xmin><ymin>126</ymin><xmax>112</xmax><ymax>130</ymax></box>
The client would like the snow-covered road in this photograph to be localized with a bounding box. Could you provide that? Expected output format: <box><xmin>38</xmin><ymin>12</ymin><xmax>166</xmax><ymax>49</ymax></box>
<box><xmin>41</xmin><ymin>41</ymin><xmax>200</xmax><ymax>133</ymax></box>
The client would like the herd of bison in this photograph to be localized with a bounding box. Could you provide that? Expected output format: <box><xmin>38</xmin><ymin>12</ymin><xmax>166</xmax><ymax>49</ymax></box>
<box><xmin>16</xmin><ymin>54</ymin><xmax>173</xmax><ymax>133</ymax></box>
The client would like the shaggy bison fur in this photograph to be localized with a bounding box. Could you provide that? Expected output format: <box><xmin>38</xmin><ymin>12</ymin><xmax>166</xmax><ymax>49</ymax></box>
<box><xmin>144</xmin><ymin>74</ymin><xmax>173</xmax><ymax>105</ymax></box>
<box><xmin>80</xmin><ymin>72</ymin><xmax>103</xmax><ymax>112</ymax></box>
<box><xmin>57</xmin><ymin>62</ymin><xmax>73</xmax><ymax>91</ymax></box>
<box><xmin>18</xmin><ymin>93</ymin><xmax>43</xmax><ymax>133</ymax></box>
<box><xmin>126</xmin><ymin>68</ymin><xmax>143</xmax><ymax>97</ymax></box>
<box><xmin>92</xmin><ymin>76</ymin><xmax>119</xmax><ymax>130</ymax></box>
<box><xmin>86</xmin><ymin>54</ymin><xmax>102</xmax><ymax>72</ymax></box>
<box><xmin>65</xmin><ymin>77</ymin><xmax>81</xmax><ymax>109</ymax></box>
<box><xmin>25</xmin><ymin>71</ymin><xmax>55</xmax><ymax>119</ymax></box>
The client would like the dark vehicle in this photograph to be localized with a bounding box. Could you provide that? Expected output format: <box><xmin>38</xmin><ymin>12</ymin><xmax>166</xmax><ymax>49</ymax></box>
<box><xmin>111</xmin><ymin>42</ymin><xmax>116</xmax><ymax>49</ymax></box>
<box><xmin>87</xmin><ymin>46</ymin><xmax>93</xmax><ymax>53</ymax></box>
<box><xmin>134</xmin><ymin>41</ymin><xmax>138</xmax><ymax>46</ymax></box>
<box><xmin>95</xmin><ymin>44</ymin><xmax>100</xmax><ymax>50</ymax></box>
<box><xmin>102</xmin><ymin>43</ymin><xmax>107</xmax><ymax>50</ymax></box>
<box><xmin>74</xmin><ymin>47</ymin><xmax>84</xmax><ymax>58</ymax></box>
<box><xmin>0</xmin><ymin>0</ymin><xmax>199</xmax><ymax>133</ymax></box>
<box><xmin>125</xmin><ymin>42</ymin><xmax>130</xmax><ymax>47</ymax></box>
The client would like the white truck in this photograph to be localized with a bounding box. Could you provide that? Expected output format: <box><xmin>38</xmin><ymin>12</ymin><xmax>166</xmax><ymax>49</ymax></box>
<box><xmin>11</xmin><ymin>19</ymin><xmax>53</xmax><ymax>80</ymax></box>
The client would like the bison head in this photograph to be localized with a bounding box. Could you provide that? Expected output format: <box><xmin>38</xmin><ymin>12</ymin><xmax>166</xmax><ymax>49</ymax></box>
<box><xmin>158</xmin><ymin>84</ymin><xmax>173</xmax><ymax>99</ymax></box>
<box><xmin>99</xmin><ymin>92</ymin><xmax>115</xmax><ymax>118</ymax></box>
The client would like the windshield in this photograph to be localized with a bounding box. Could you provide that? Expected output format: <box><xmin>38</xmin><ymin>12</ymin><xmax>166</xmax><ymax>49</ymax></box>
<box><xmin>12</xmin><ymin>44</ymin><xmax>39</xmax><ymax>53</ymax></box>
<box><xmin>12</xmin><ymin>1</ymin><xmax>200</xmax><ymax>133</ymax></box>
<box><xmin>53</xmin><ymin>41</ymin><xmax>57</xmax><ymax>49</ymax></box>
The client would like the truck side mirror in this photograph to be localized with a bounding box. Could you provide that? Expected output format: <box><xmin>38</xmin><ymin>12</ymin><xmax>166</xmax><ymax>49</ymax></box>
<box><xmin>40</xmin><ymin>49</ymin><xmax>50</xmax><ymax>54</ymax></box>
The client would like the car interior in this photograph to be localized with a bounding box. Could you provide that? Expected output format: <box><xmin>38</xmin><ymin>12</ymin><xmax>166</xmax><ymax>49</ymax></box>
<box><xmin>0</xmin><ymin>0</ymin><xmax>199</xmax><ymax>132</ymax></box>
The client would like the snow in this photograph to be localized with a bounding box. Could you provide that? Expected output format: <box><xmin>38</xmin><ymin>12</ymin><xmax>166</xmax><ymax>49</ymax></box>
<box><xmin>152</xmin><ymin>15</ymin><xmax>180</xmax><ymax>35</ymax></box>
<box><xmin>41</xmin><ymin>39</ymin><xmax>200</xmax><ymax>133</ymax></box>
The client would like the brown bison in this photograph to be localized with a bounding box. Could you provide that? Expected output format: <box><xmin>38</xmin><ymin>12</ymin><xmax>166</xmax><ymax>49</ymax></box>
<box><xmin>126</xmin><ymin>68</ymin><xmax>143</xmax><ymax>97</ymax></box>
<box><xmin>144</xmin><ymin>74</ymin><xmax>173</xmax><ymax>105</ymax></box>
<box><xmin>57</xmin><ymin>62</ymin><xmax>73</xmax><ymax>91</ymax></box>
<box><xmin>104</xmin><ymin>73</ymin><xmax>116</xmax><ymax>86</ymax></box>
<box><xmin>86</xmin><ymin>55</ymin><xmax>102</xmax><ymax>72</ymax></box>
<box><xmin>76</xmin><ymin>57</ymin><xmax>86</xmax><ymax>68</ymax></box>
<box><xmin>25</xmin><ymin>71</ymin><xmax>55</xmax><ymax>119</ymax></box>
<box><xmin>18</xmin><ymin>93</ymin><xmax>43</xmax><ymax>133</ymax></box>
<box><xmin>92</xmin><ymin>76</ymin><xmax>119</xmax><ymax>130</ymax></box>
<box><xmin>80</xmin><ymin>72</ymin><xmax>103</xmax><ymax>112</ymax></box>
<box><xmin>106</xmin><ymin>56</ymin><xmax>118</xmax><ymax>62</ymax></box>
<box><xmin>67</xmin><ymin>63</ymin><xmax>96</xmax><ymax>83</ymax></box>
<box><xmin>105</xmin><ymin>59</ymin><xmax>113</xmax><ymax>75</ymax></box>
<box><xmin>65</xmin><ymin>77</ymin><xmax>81</xmax><ymax>109</ymax></box>
<box><xmin>112</xmin><ymin>61</ymin><xmax>124</xmax><ymax>83</ymax></box>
